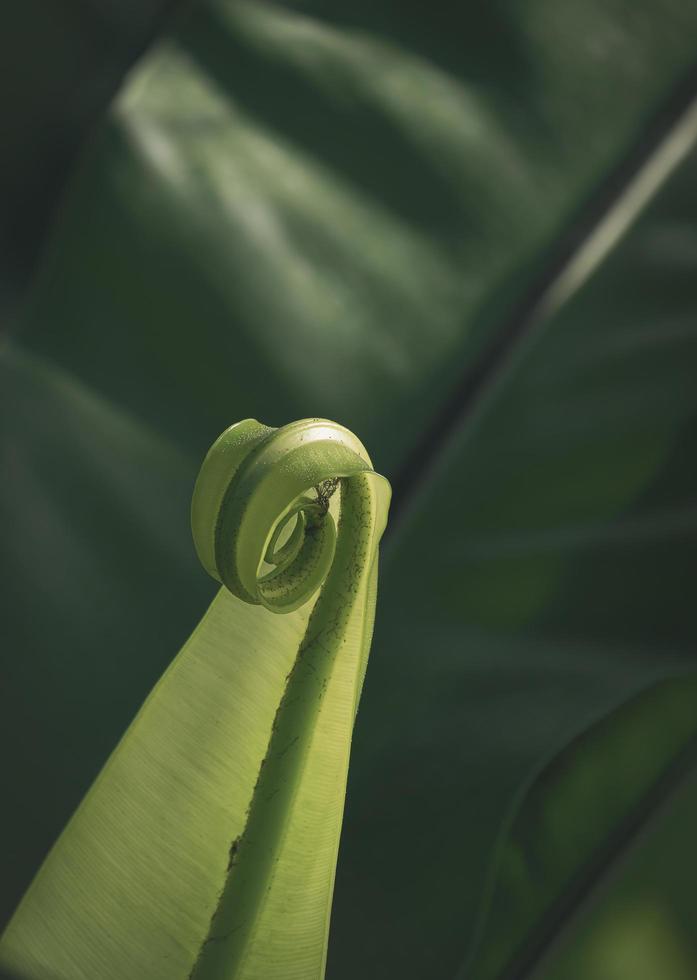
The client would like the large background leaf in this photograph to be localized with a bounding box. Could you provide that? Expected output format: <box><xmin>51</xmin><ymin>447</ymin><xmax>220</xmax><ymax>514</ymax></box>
<box><xmin>3</xmin><ymin>0</ymin><xmax>697</xmax><ymax>974</ymax></box>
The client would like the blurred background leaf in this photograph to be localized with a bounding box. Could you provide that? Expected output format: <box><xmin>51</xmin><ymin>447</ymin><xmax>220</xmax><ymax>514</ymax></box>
<box><xmin>540</xmin><ymin>768</ymin><xmax>697</xmax><ymax>980</ymax></box>
<box><xmin>467</xmin><ymin>679</ymin><xmax>697</xmax><ymax>979</ymax></box>
<box><xmin>3</xmin><ymin>0</ymin><xmax>697</xmax><ymax>976</ymax></box>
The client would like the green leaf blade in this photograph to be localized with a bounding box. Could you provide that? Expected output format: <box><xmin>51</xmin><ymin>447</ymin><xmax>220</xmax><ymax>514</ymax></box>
<box><xmin>0</xmin><ymin>588</ymin><xmax>303</xmax><ymax>979</ymax></box>
<box><xmin>0</xmin><ymin>421</ymin><xmax>390</xmax><ymax>980</ymax></box>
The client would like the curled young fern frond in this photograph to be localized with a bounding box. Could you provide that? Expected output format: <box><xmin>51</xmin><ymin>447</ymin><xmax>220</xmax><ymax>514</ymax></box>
<box><xmin>0</xmin><ymin>419</ymin><xmax>390</xmax><ymax>980</ymax></box>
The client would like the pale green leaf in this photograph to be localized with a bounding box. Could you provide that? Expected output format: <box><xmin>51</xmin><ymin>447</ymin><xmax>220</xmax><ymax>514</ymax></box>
<box><xmin>0</xmin><ymin>420</ymin><xmax>390</xmax><ymax>980</ymax></box>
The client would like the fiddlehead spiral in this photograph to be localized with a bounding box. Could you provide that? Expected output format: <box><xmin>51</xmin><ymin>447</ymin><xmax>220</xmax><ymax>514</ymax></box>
<box><xmin>191</xmin><ymin>418</ymin><xmax>386</xmax><ymax>613</ymax></box>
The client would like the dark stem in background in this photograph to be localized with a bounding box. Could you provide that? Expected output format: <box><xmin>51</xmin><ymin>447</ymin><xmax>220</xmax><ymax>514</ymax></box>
<box><xmin>385</xmin><ymin>63</ymin><xmax>697</xmax><ymax>540</ymax></box>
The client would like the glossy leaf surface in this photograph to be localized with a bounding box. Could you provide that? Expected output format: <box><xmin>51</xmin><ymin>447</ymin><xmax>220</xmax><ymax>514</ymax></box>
<box><xmin>17</xmin><ymin>0</ymin><xmax>697</xmax><ymax>471</ymax></box>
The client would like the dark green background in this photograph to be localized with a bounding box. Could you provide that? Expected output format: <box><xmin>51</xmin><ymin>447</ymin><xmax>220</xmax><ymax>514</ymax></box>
<box><xmin>3</xmin><ymin>1</ymin><xmax>697</xmax><ymax>976</ymax></box>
